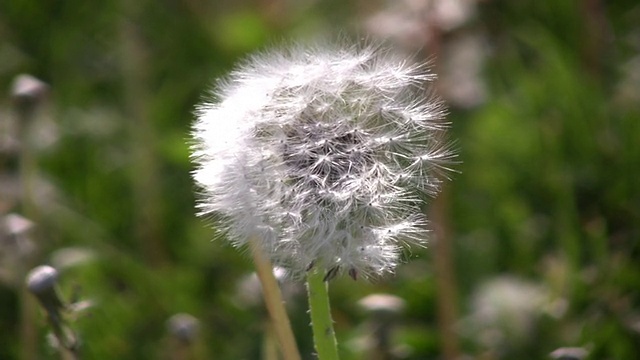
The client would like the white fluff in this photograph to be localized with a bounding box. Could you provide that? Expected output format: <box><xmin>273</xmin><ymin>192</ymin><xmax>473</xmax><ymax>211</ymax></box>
<box><xmin>191</xmin><ymin>41</ymin><xmax>453</xmax><ymax>279</ymax></box>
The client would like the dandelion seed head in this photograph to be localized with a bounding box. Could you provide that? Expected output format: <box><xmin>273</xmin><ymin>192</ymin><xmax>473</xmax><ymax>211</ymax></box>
<box><xmin>191</xmin><ymin>41</ymin><xmax>453</xmax><ymax>279</ymax></box>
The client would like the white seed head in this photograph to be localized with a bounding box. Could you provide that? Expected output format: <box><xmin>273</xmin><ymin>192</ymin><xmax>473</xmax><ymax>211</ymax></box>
<box><xmin>191</xmin><ymin>41</ymin><xmax>453</xmax><ymax>279</ymax></box>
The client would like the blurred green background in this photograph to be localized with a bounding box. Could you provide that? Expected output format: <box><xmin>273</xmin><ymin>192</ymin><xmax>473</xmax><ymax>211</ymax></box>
<box><xmin>1</xmin><ymin>0</ymin><xmax>639</xmax><ymax>359</ymax></box>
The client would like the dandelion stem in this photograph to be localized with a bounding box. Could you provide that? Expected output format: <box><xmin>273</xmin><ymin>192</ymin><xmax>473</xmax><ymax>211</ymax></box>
<box><xmin>249</xmin><ymin>238</ymin><xmax>301</xmax><ymax>360</ymax></box>
<box><xmin>306</xmin><ymin>269</ymin><xmax>339</xmax><ymax>360</ymax></box>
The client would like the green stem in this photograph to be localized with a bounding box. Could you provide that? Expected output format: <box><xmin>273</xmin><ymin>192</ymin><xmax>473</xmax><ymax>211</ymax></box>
<box><xmin>306</xmin><ymin>269</ymin><xmax>339</xmax><ymax>360</ymax></box>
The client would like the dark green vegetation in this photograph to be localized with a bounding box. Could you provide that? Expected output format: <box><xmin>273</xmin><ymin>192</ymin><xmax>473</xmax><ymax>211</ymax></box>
<box><xmin>1</xmin><ymin>1</ymin><xmax>638</xmax><ymax>359</ymax></box>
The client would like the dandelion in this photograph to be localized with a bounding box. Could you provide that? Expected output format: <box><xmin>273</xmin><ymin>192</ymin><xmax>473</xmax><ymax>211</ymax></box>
<box><xmin>191</xmin><ymin>40</ymin><xmax>453</xmax><ymax>359</ymax></box>
<box><xmin>26</xmin><ymin>265</ymin><xmax>81</xmax><ymax>357</ymax></box>
<box><xmin>192</xmin><ymin>41</ymin><xmax>451</xmax><ymax>278</ymax></box>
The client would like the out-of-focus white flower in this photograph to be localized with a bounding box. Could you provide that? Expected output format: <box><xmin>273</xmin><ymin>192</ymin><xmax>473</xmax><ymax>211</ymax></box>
<box><xmin>191</xmin><ymin>41</ymin><xmax>453</xmax><ymax>279</ymax></box>
<box><xmin>364</xmin><ymin>0</ymin><xmax>477</xmax><ymax>48</ymax></box>
<box><xmin>460</xmin><ymin>276</ymin><xmax>549</xmax><ymax>351</ymax></box>
<box><xmin>365</xmin><ymin>0</ymin><xmax>487</xmax><ymax>109</ymax></box>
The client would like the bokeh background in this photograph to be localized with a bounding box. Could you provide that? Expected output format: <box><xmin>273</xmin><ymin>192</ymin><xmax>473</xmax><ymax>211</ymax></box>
<box><xmin>1</xmin><ymin>1</ymin><xmax>639</xmax><ymax>359</ymax></box>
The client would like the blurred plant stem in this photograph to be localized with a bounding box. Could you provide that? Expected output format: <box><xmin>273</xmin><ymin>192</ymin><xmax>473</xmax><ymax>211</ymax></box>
<box><xmin>429</xmin><ymin>186</ymin><xmax>461</xmax><ymax>360</ymax></box>
<box><xmin>262</xmin><ymin>321</ymin><xmax>280</xmax><ymax>360</ymax></box>
<box><xmin>119</xmin><ymin>0</ymin><xmax>167</xmax><ymax>266</ymax></box>
<box><xmin>13</xmin><ymin>76</ymin><xmax>43</xmax><ymax>360</ymax></box>
<box><xmin>18</xmin><ymin>240</ymin><xmax>38</xmax><ymax>360</ymax></box>
<box><xmin>580</xmin><ymin>0</ymin><xmax>609</xmax><ymax>79</ymax></box>
<box><xmin>426</xmin><ymin>12</ymin><xmax>461</xmax><ymax>359</ymax></box>
<box><xmin>249</xmin><ymin>238</ymin><xmax>301</xmax><ymax>360</ymax></box>
<box><xmin>306</xmin><ymin>268</ymin><xmax>339</xmax><ymax>360</ymax></box>
<box><xmin>19</xmin><ymin>285</ymin><xmax>38</xmax><ymax>360</ymax></box>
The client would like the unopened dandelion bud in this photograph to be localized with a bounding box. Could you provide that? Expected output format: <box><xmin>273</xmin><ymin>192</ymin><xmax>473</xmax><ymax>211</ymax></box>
<box><xmin>192</xmin><ymin>41</ymin><xmax>453</xmax><ymax>279</ymax></box>
<box><xmin>167</xmin><ymin>313</ymin><xmax>200</xmax><ymax>344</ymax></box>
<box><xmin>26</xmin><ymin>265</ymin><xmax>65</xmax><ymax>319</ymax></box>
<box><xmin>549</xmin><ymin>347</ymin><xmax>589</xmax><ymax>360</ymax></box>
<box><xmin>4</xmin><ymin>213</ymin><xmax>35</xmax><ymax>236</ymax></box>
<box><xmin>358</xmin><ymin>293</ymin><xmax>406</xmax><ymax>358</ymax></box>
<box><xmin>11</xmin><ymin>74</ymin><xmax>48</xmax><ymax>103</ymax></box>
<box><xmin>11</xmin><ymin>74</ymin><xmax>48</xmax><ymax>118</ymax></box>
<box><xmin>27</xmin><ymin>265</ymin><xmax>81</xmax><ymax>355</ymax></box>
<box><xmin>358</xmin><ymin>293</ymin><xmax>406</xmax><ymax>316</ymax></box>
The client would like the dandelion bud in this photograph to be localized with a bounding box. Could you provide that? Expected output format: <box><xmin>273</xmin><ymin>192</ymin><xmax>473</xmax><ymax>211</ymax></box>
<box><xmin>549</xmin><ymin>347</ymin><xmax>589</xmax><ymax>360</ymax></box>
<box><xmin>11</xmin><ymin>74</ymin><xmax>48</xmax><ymax>122</ymax></box>
<box><xmin>27</xmin><ymin>265</ymin><xmax>59</xmax><ymax>297</ymax></box>
<box><xmin>192</xmin><ymin>41</ymin><xmax>453</xmax><ymax>279</ymax></box>
<box><xmin>167</xmin><ymin>313</ymin><xmax>200</xmax><ymax>344</ymax></box>
<box><xmin>26</xmin><ymin>265</ymin><xmax>65</xmax><ymax>319</ymax></box>
<box><xmin>358</xmin><ymin>293</ymin><xmax>406</xmax><ymax>316</ymax></box>
<box><xmin>358</xmin><ymin>294</ymin><xmax>406</xmax><ymax>359</ymax></box>
<box><xmin>11</xmin><ymin>74</ymin><xmax>48</xmax><ymax>106</ymax></box>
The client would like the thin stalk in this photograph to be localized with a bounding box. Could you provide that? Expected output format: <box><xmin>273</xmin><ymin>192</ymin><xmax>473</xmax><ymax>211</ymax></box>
<box><xmin>15</xmin><ymin>78</ymin><xmax>41</xmax><ymax>360</ymax></box>
<box><xmin>424</xmin><ymin>14</ymin><xmax>461</xmax><ymax>359</ymax></box>
<box><xmin>429</xmin><ymin>187</ymin><xmax>460</xmax><ymax>360</ymax></box>
<box><xmin>249</xmin><ymin>238</ymin><xmax>300</xmax><ymax>360</ymax></box>
<box><xmin>18</xmin><ymin>169</ymin><xmax>37</xmax><ymax>360</ymax></box>
<box><xmin>261</xmin><ymin>321</ymin><xmax>279</xmax><ymax>360</ymax></box>
<box><xmin>306</xmin><ymin>269</ymin><xmax>339</xmax><ymax>360</ymax></box>
<box><xmin>19</xmin><ymin>287</ymin><xmax>37</xmax><ymax>360</ymax></box>
<box><xmin>119</xmin><ymin>0</ymin><xmax>167</xmax><ymax>266</ymax></box>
